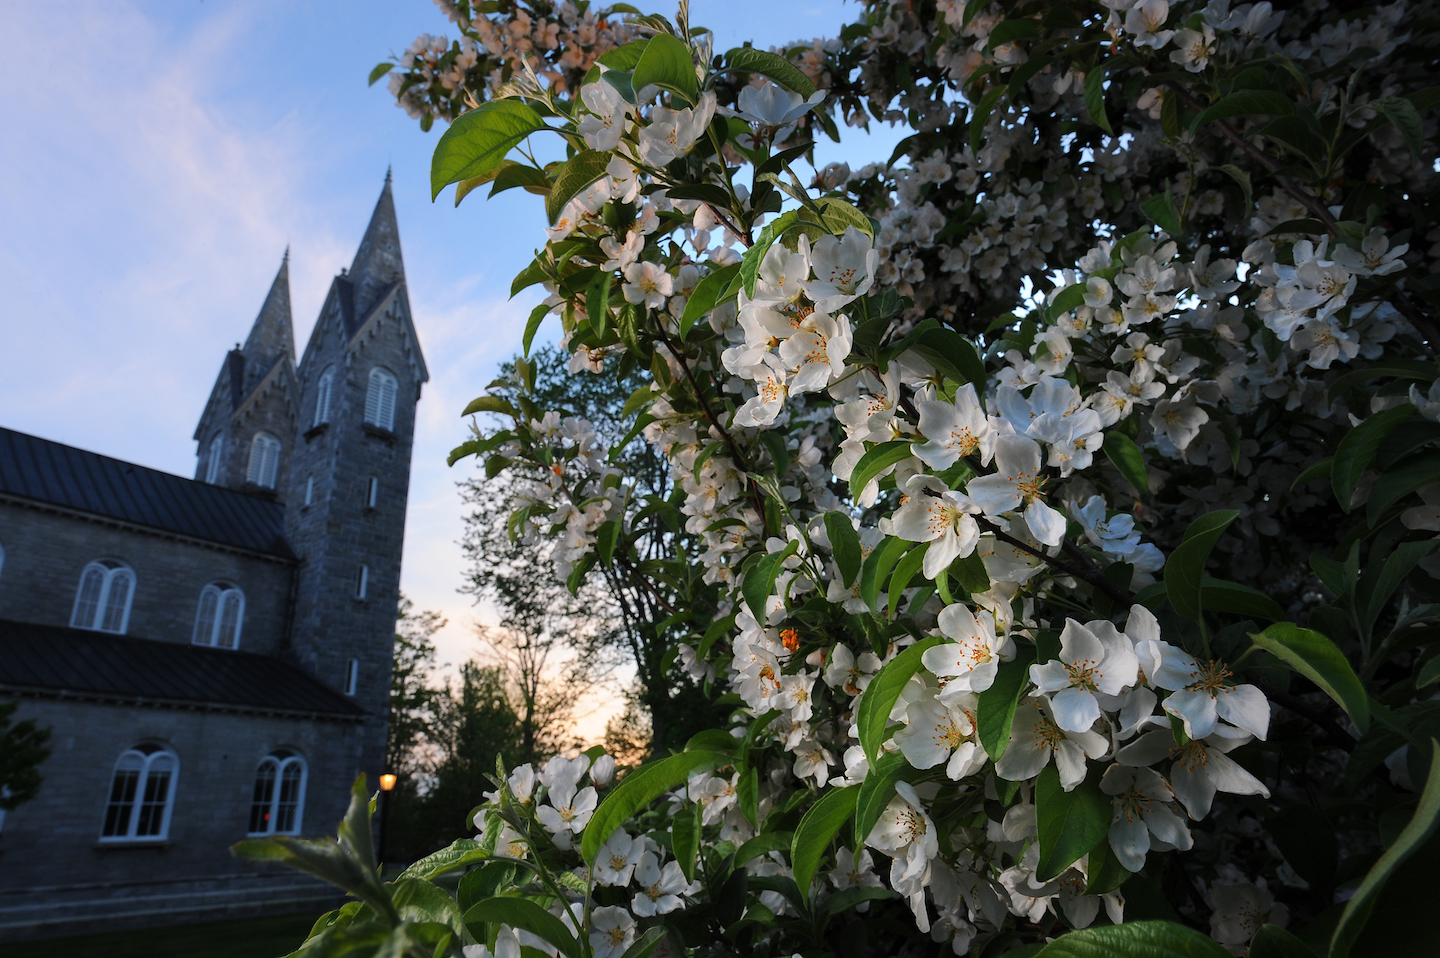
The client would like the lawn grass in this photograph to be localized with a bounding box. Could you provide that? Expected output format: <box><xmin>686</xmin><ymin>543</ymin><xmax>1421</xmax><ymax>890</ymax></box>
<box><xmin>0</xmin><ymin>910</ymin><xmax>321</xmax><ymax>958</ymax></box>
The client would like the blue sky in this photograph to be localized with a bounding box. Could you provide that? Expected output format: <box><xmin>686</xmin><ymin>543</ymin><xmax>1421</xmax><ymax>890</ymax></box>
<box><xmin>0</xmin><ymin>0</ymin><xmax>896</xmax><ymax>731</ymax></box>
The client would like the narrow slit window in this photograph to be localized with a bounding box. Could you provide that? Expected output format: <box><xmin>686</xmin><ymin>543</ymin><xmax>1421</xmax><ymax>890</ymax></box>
<box><xmin>344</xmin><ymin>659</ymin><xmax>359</xmax><ymax>696</ymax></box>
<box><xmin>305</xmin><ymin>476</ymin><xmax>314</xmax><ymax>506</ymax></box>
<box><xmin>313</xmin><ymin>367</ymin><xmax>335</xmax><ymax>427</ymax></box>
<box><xmin>367</xmin><ymin>477</ymin><xmax>378</xmax><ymax>508</ymax></box>
<box><xmin>204</xmin><ymin>435</ymin><xmax>224</xmax><ymax>484</ymax></box>
<box><xmin>355</xmin><ymin>565</ymin><xmax>369</xmax><ymax>599</ymax></box>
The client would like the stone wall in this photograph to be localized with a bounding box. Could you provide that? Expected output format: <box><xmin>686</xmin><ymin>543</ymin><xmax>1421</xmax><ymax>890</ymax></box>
<box><xmin>0</xmin><ymin>696</ymin><xmax>365</xmax><ymax>940</ymax></box>
<box><xmin>0</xmin><ymin>500</ymin><xmax>294</xmax><ymax>654</ymax></box>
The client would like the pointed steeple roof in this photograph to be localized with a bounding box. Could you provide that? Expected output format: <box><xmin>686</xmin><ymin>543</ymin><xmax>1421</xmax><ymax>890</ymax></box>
<box><xmin>240</xmin><ymin>249</ymin><xmax>295</xmax><ymax>395</ymax></box>
<box><xmin>347</xmin><ymin>171</ymin><xmax>405</xmax><ymax>321</ymax></box>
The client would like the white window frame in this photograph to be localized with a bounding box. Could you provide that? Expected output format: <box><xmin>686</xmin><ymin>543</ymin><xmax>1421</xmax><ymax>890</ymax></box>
<box><xmin>246</xmin><ymin>432</ymin><xmax>281</xmax><ymax>489</ymax></box>
<box><xmin>344</xmin><ymin>659</ymin><xmax>359</xmax><ymax>696</ymax></box>
<box><xmin>367</xmin><ymin>477</ymin><xmax>379</xmax><ymax>508</ymax></box>
<box><xmin>364</xmin><ymin>367</ymin><xmax>399</xmax><ymax>432</ymax></box>
<box><xmin>71</xmin><ymin>559</ymin><xmax>135</xmax><ymax>634</ymax></box>
<box><xmin>100</xmin><ymin>744</ymin><xmax>178</xmax><ymax>843</ymax></box>
<box><xmin>313</xmin><ymin>367</ymin><xmax>335</xmax><ymax>427</ymax></box>
<box><xmin>248</xmin><ymin>751</ymin><xmax>308</xmax><ymax>836</ymax></box>
<box><xmin>192</xmin><ymin>583</ymin><xmax>245</xmax><ymax>649</ymax></box>
<box><xmin>355</xmin><ymin>564</ymin><xmax>369</xmax><ymax>600</ymax></box>
<box><xmin>204</xmin><ymin>434</ymin><xmax>224</xmax><ymax>484</ymax></box>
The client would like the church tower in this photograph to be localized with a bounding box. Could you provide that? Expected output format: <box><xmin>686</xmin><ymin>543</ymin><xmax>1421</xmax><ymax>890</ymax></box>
<box><xmin>283</xmin><ymin>172</ymin><xmax>429</xmax><ymax>778</ymax></box>
<box><xmin>193</xmin><ymin>252</ymin><xmax>300</xmax><ymax>497</ymax></box>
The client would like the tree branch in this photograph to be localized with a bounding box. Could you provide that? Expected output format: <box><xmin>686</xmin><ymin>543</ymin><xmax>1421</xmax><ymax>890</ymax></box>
<box><xmin>1168</xmin><ymin>82</ymin><xmax>1440</xmax><ymax>350</ymax></box>
<box><xmin>977</xmin><ymin>518</ymin><xmax>1137</xmax><ymax>608</ymax></box>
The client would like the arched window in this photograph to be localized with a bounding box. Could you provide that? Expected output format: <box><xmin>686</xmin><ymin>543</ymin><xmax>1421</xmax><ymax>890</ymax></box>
<box><xmin>249</xmin><ymin>751</ymin><xmax>307</xmax><ymax>835</ymax></box>
<box><xmin>313</xmin><ymin>367</ymin><xmax>335</xmax><ymax>427</ymax></box>
<box><xmin>71</xmin><ymin>560</ymin><xmax>135</xmax><ymax>634</ymax></box>
<box><xmin>101</xmin><ymin>744</ymin><xmax>177</xmax><ymax>841</ymax></box>
<box><xmin>364</xmin><ymin>367</ymin><xmax>398</xmax><ymax>432</ymax></box>
<box><xmin>192</xmin><ymin>583</ymin><xmax>244</xmax><ymax>649</ymax></box>
<box><xmin>204</xmin><ymin>434</ymin><xmax>224</xmax><ymax>484</ymax></box>
<box><xmin>246</xmin><ymin>432</ymin><xmax>281</xmax><ymax>488</ymax></box>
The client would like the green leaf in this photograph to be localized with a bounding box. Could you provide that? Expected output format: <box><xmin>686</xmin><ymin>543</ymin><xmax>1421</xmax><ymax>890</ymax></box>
<box><xmin>743</xmin><ymin>541</ymin><xmax>798</xmax><ymax>621</ymax></box>
<box><xmin>848</xmin><ymin>440</ymin><xmax>914</xmax><ymax>498</ymax></box>
<box><xmin>740</xmin><ymin>210</ymin><xmax>799</xmax><ymax>297</ymax></box>
<box><xmin>1359</xmin><ymin>539</ymin><xmax>1437</xmax><ymax>636</ymax></box>
<box><xmin>853</xmin><ymin>751</ymin><xmax>912</xmax><ymax>847</ymax></box>
<box><xmin>1249</xmin><ymin>623</ymin><xmax>1369</xmax><ymax>733</ymax></box>
<box><xmin>1034</xmin><ymin>765</ymin><xmax>1111</xmax><ymax>881</ymax></box>
<box><xmin>1248</xmin><ymin>924</ymin><xmax>1317</xmax><ymax>958</ymax></box>
<box><xmin>1140</xmin><ymin>192</ymin><xmax>1183</xmax><ymax>235</ymax></box>
<box><xmin>1420</xmin><ymin>657</ymin><xmax>1440</xmax><ymax>688</ymax></box>
<box><xmin>463</xmin><ymin>898</ymin><xmax>581</xmax><ymax>958</ymax></box>
<box><xmin>969</xmin><ymin>86</ymin><xmax>1007</xmax><ymax>156</ymax></box>
<box><xmin>1191</xmin><ymin>89</ymin><xmax>1296</xmax><ymax>131</ymax></box>
<box><xmin>1333</xmin><ymin>405</ymin><xmax>1415</xmax><ymax>511</ymax></box>
<box><xmin>392</xmin><ymin>878</ymin><xmax>466</xmax><ymax>935</ymax></box>
<box><xmin>1215</xmin><ymin>163</ymin><xmax>1253</xmax><ymax>215</ymax></box>
<box><xmin>545</xmin><ymin>149</ymin><xmax>612</xmax><ymax>224</ymax></box>
<box><xmin>825</xmin><ymin>511</ymin><xmax>863</xmax><ymax>588</ymax></box>
<box><xmin>368</xmin><ymin>62</ymin><xmax>394</xmax><ymax>86</ymax></box>
<box><xmin>462</xmin><ymin>395</ymin><xmax>518</xmax><ymax>418</ymax></box>
<box><xmin>619</xmin><ymin>927</ymin><xmax>669</xmax><ymax>958</ymax></box>
<box><xmin>823</xmin><ymin>885</ymin><xmax>896</xmax><ymax>917</ymax></box>
<box><xmin>813</xmin><ymin>197</ymin><xmax>875</xmax><ymax>238</ymax></box>
<box><xmin>1084</xmin><ymin>63</ymin><xmax>1113</xmax><ymax>134</ymax></box>
<box><xmin>977</xmin><ymin>656</ymin><xmax>1031</xmax><ymax>761</ymax></box>
<box><xmin>791</xmin><ymin>785</ymin><xmax>861</xmax><ymax>904</ymax></box>
<box><xmin>1330</xmin><ymin>740</ymin><xmax>1440</xmax><ymax>958</ymax></box>
<box><xmin>596</xmin><ymin>519</ymin><xmax>623</xmax><ymax>567</ymax></box>
<box><xmin>856</xmin><ymin>636</ymin><xmax>945</xmax><ymax>763</ymax></box>
<box><xmin>431</xmin><ymin>100</ymin><xmax>548</xmax><ymax>200</ymax></box>
<box><xmin>1036</xmin><ymin>920</ymin><xmax>1231</xmax><ymax>957</ymax></box>
<box><xmin>1103</xmin><ymin>432</ymin><xmax>1150</xmax><ymax>496</ymax></box>
<box><xmin>1199</xmin><ymin>578</ymin><xmax>1286</xmax><ymax>621</ymax></box>
<box><xmin>396</xmin><ymin>838</ymin><xmax>486</xmax><ymax>882</ymax></box>
<box><xmin>587</xmin><ymin>269</ymin><xmax>613</xmax><ymax>339</ymax></box>
<box><xmin>985</xmin><ymin>18</ymin><xmax>1039</xmax><ymax>51</ymax></box>
<box><xmin>912</xmin><ymin>328</ymin><xmax>987</xmax><ymax>388</ymax></box>
<box><xmin>679</xmin><ymin>262</ymin><xmax>740</xmax><ymax>339</ymax></box>
<box><xmin>860</xmin><ymin>536</ymin><xmax>910</xmax><ymax>614</ymax></box>
<box><xmin>1045</xmin><ymin>283</ymin><xmax>1088</xmax><ymax>323</ymax></box>
<box><xmin>1290</xmin><ymin>456</ymin><xmax>1333</xmax><ymax>491</ymax></box>
<box><xmin>631</xmin><ymin>33</ymin><xmax>697</xmax><ymax>105</ymax></box>
<box><xmin>511</xmin><ymin>258</ymin><xmax>549</xmax><ymax>299</ymax></box>
<box><xmin>522</xmin><ymin>302</ymin><xmax>551</xmax><ymax>357</ymax></box>
<box><xmin>580</xmin><ymin>750</ymin><xmax>728</xmax><ymax>863</ymax></box>
<box><xmin>1163</xmin><ymin>510</ymin><xmax>1239</xmax><ymax>622</ymax></box>
<box><xmin>1372</xmin><ymin>96</ymin><xmax>1425</xmax><ymax>161</ymax></box>
<box><xmin>723</xmin><ymin>47</ymin><xmax>816</xmax><ymax>97</ymax></box>
<box><xmin>1368</xmin><ymin>451</ymin><xmax>1440</xmax><ymax>526</ymax></box>
<box><xmin>1084</xmin><ymin>842</ymin><xmax>1131</xmax><ymax>897</ymax></box>
<box><xmin>735</xmin><ymin>831</ymin><xmax>793</xmax><ymax>866</ymax></box>
<box><xmin>671</xmin><ymin>800</ymin><xmax>702</xmax><ymax>883</ymax></box>
<box><xmin>888</xmin><ymin>543</ymin><xmax>929</xmax><ymax>619</ymax></box>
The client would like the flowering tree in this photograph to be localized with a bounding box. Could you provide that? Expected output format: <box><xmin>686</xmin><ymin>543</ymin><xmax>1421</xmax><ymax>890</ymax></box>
<box><xmin>239</xmin><ymin>0</ymin><xmax>1440</xmax><ymax>955</ymax></box>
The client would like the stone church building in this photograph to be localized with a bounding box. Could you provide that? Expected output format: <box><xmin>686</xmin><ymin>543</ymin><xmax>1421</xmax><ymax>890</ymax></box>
<box><xmin>0</xmin><ymin>174</ymin><xmax>427</xmax><ymax>939</ymax></box>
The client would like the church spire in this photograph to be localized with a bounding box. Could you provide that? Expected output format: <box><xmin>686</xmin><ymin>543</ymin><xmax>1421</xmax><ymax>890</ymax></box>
<box><xmin>241</xmin><ymin>248</ymin><xmax>295</xmax><ymax>371</ymax></box>
<box><xmin>347</xmin><ymin>171</ymin><xmax>404</xmax><ymax>320</ymax></box>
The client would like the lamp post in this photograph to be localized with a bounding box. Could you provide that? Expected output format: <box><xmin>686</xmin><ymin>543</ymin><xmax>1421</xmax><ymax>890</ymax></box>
<box><xmin>378</xmin><ymin>771</ymin><xmax>397</xmax><ymax>874</ymax></box>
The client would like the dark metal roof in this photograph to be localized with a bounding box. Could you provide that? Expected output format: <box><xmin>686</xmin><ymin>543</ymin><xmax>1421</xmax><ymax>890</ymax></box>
<box><xmin>0</xmin><ymin>619</ymin><xmax>366</xmax><ymax>720</ymax></box>
<box><xmin>0</xmin><ymin>426</ymin><xmax>294</xmax><ymax>559</ymax></box>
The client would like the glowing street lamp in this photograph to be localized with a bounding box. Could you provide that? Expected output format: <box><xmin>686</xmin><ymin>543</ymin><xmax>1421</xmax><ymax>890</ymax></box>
<box><xmin>377</xmin><ymin>770</ymin><xmax>397</xmax><ymax>869</ymax></box>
